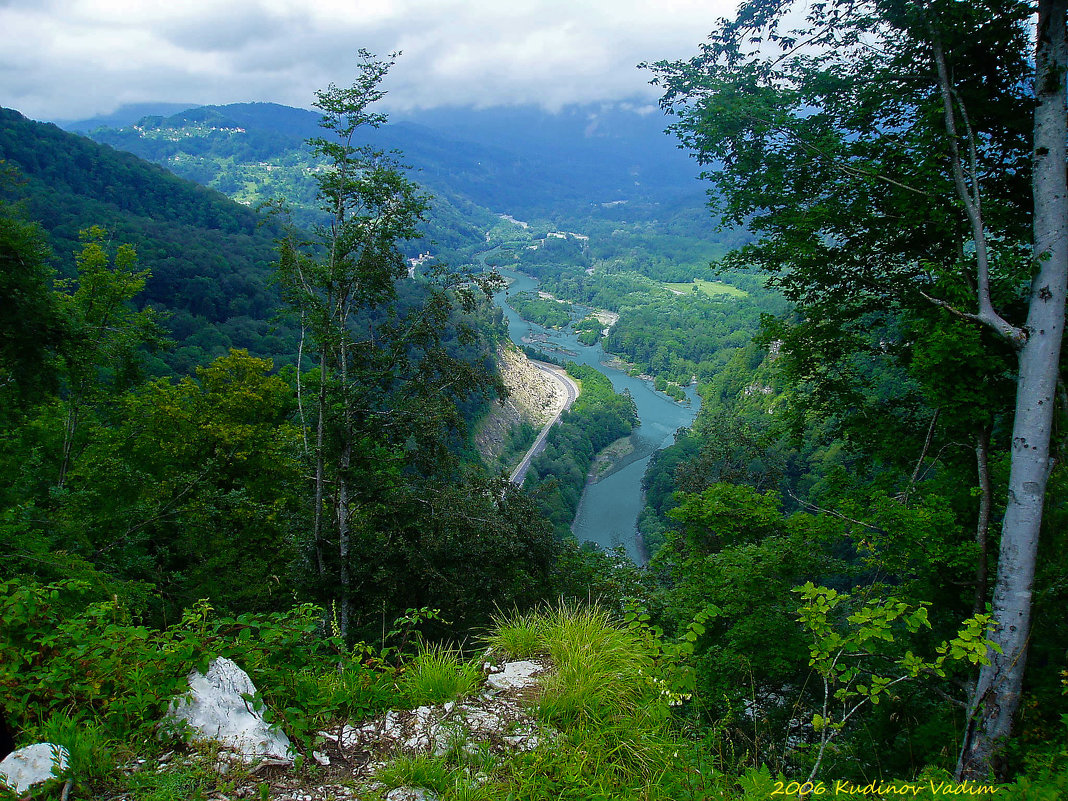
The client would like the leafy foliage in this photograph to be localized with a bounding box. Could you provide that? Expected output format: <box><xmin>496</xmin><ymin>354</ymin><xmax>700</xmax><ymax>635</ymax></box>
<box><xmin>507</xmin><ymin>291</ymin><xmax>573</xmax><ymax>329</ymax></box>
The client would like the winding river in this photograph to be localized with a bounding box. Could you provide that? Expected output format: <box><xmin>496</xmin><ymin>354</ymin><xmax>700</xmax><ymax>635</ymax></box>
<box><xmin>490</xmin><ymin>263</ymin><xmax>699</xmax><ymax>563</ymax></box>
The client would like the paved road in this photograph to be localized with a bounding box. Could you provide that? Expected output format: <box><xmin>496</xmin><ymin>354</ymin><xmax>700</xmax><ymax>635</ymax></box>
<box><xmin>509</xmin><ymin>362</ymin><xmax>579</xmax><ymax>486</ymax></box>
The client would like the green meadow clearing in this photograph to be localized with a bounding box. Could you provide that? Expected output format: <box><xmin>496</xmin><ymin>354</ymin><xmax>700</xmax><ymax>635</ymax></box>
<box><xmin>662</xmin><ymin>278</ymin><xmax>748</xmax><ymax>298</ymax></box>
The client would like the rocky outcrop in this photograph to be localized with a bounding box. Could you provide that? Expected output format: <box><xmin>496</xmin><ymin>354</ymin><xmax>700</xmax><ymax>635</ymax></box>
<box><xmin>109</xmin><ymin>655</ymin><xmax>553</xmax><ymax>801</ymax></box>
<box><xmin>474</xmin><ymin>344</ymin><xmax>567</xmax><ymax>466</ymax></box>
<box><xmin>332</xmin><ymin>657</ymin><xmax>548</xmax><ymax>761</ymax></box>
<box><xmin>167</xmin><ymin>656</ymin><xmax>295</xmax><ymax>766</ymax></box>
<box><xmin>329</xmin><ymin>655</ymin><xmax>551</xmax><ymax>799</ymax></box>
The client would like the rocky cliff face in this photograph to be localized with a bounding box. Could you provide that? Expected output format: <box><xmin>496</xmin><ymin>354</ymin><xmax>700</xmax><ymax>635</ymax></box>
<box><xmin>474</xmin><ymin>345</ymin><xmax>566</xmax><ymax>468</ymax></box>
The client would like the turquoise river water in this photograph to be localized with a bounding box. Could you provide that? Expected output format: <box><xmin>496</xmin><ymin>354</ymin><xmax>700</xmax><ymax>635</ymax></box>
<box><xmin>491</xmin><ymin>266</ymin><xmax>699</xmax><ymax>563</ymax></box>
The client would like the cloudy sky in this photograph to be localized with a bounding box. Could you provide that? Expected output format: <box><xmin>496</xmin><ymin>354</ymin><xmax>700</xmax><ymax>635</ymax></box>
<box><xmin>1</xmin><ymin>0</ymin><xmax>741</xmax><ymax>123</ymax></box>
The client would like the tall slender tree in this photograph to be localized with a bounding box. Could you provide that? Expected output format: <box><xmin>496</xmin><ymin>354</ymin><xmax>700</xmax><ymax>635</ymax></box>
<box><xmin>272</xmin><ymin>52</ymin><xmax>504</xmax><ymax>638</ymax></box>
<box><xmin>272</xmin><ymin>52</ymin><xmax>428</xmax><ymax>638</ymax></box>
<box><xmin>647</xmin><ymin>0</ymin><xmax>1066</xmax><ymax>777</ymax></box>
<box><xmin>957</xmin><ymin>0</ymin><xmax>1067</xmax><ymax>778</ymax></box>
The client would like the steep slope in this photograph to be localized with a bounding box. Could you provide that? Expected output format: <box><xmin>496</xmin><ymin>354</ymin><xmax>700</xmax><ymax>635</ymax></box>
<box><xmin>80</xmin><ymin>103</ymin><xmax>500</xmax><ymax>261</ymax></box>
<box><xmin>0</xmin><ymin>107</ymin><xmax>508</xmax><ymax>466</ymax></box>
<box><xmin>0</xmin><ymin>107</ymin><xmax>289</xmax><ymax>371</ymax></box>
<box><xmin>474</xmin><ymin>344</ymin><xmax>570</xmax><ymax>473</ymax></box>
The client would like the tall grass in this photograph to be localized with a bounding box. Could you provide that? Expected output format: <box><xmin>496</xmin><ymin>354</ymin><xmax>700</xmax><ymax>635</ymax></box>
<box><xmin>397</xmin><ymin>642</ymin><xmax>481</xmax><ymax>707</ymax></box>
<box><xmin>483</xmin><ymin>602</ymin><xmax>706</xmax><ymax>800</ymax></box>
<box><xmin>484</xmin><ymin>608</ymin><xmax>544</xmax><ymax>660</ymax></box>
<box><xmin>534</xmin><ymin>603</ymin><xmax>658</xmax><ymax>727</ymax></box>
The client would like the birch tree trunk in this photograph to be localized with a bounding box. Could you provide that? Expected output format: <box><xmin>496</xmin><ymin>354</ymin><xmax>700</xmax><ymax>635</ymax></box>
<box><xmin>336</xmin><ymin>297</ymin><xmax>352</xmax><ymax>641</ymax></box>
<box><xmin>957</xmin><ymin>0</ymin><xmax>1068</xmax><ymax>778</ymax></box>
<box><xmin>972</xmin><ymin>426</ymin><xmax>992</xmax><ymax>616</ymax></box>
<box><xmin>337</xmin><ymin>438</ymin><xmax>352</xmax><ymax>641</ymax></box>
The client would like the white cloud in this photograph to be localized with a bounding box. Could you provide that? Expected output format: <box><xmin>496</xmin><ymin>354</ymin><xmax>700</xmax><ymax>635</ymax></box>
<box><xmin>0</xmin><ymin>0</ymin><xmax>739</xmax><ymax>121</ymax></box>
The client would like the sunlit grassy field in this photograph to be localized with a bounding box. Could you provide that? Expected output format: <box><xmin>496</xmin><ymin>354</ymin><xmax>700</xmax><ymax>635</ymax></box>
<box><xmin>662</xmin><ymin>278</ymin><xmax>748</xmax><ymax>298</ymax></box>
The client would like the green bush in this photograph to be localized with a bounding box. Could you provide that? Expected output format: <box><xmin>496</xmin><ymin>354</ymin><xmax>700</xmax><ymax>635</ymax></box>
<box><xmin>0</xmin><ymin>580</ymin><xmax>398</xmax><ymax>749</ymax></box>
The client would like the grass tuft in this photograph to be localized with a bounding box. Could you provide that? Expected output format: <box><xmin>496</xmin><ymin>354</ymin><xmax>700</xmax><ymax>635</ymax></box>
<box><xmin>482</xmin><ymin>602</ymin><xmax>699</xmax><ymax>799</ymax></box>
<box><xmin>397</xmin><ymin>642</ymin><xmax>481</xmax><ymax>707</ymax></box>
<box><xmin>375</xmin><ymin>754</ymin><xmax>456</xmax><ymax>795</ymax></box>
<box><xmin>534</xmin><ymin>603</ymin><xmax>658</xmax><ymax>727</ymax></box>
<box><xmin>483</xmin><ymin>608</ymin><xmax>544</xmax><ymax>659</ymax></box>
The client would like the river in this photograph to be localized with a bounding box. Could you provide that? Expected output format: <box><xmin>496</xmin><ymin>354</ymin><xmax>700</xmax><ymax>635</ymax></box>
<box><xmin>490</xmin><ymin>264</ymin><xmax>699</xmax><ymax>563</ymax></box>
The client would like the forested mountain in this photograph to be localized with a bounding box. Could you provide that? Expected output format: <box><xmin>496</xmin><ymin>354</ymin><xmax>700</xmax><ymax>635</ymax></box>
<box><xmin>57</xmin><ymin>103</ymin><xmax>199</xmax><ymax>132</ymax></box>
<box><xmin>0</xmin><ymin>108</ymin><xmax>506</xmax><ymax>381</ymax></box>
<box><xmin>75</xmin><ymin>103</ymin><xmax>497</xmax><ymax>264</ymax></box>
<box><xmin>57</xmin><ymin>98</ymin><xmax>748</xmax><ymax>392</ymax></box>
<box><xmin>64</xmin><ymin>100</ymin><xmax>704</xmax><ymax>220</ymax></box>
<box><xmin>0</xmin><ymin>108</ymin><xmax>288</xmax><ymax>372</ymax></box>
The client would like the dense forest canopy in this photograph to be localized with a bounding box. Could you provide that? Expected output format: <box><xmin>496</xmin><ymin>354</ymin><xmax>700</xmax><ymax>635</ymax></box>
<box><xmin>644</xmin><ymin>0</ymin><xmax>1068</xmax><ymax>784</ymax></box>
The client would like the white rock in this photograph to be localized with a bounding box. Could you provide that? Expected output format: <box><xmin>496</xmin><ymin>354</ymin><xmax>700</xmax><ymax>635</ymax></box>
<box><xmin>338</xmin><ymin>723</ymin><xmax>360</xmax><ymax>749</ymax></box>
<box><xmin>0</xmin><ymin>743</ymin><xmax>70</xmax><ymax>794</ymax></box>
<box><xmin>486</xmin><ymin>661</ymin><xmax>543</xmax><ymax>691</ymax></box>
<box><xmin>381</xmin><ymin>710</ymin><xmax>403</xmax><ymax>738</ymax></box>
<box><xmin>386</xmin><ymin>788</ymin><xmax>437</xmax><ymax>801</ymax></box>
<box><xmin>403</xmin><ymin>732</ymin><xmax>430</xmax><ymax>751</ymax></box>
<box><xmin>167</xmin><ymin>656</ymin><xmax>294</xmax><ymax>764</ymax></box>
<box><xmin>412</xmin><ymin>706</ymin><xmax>435</xmax><ymax>726</ymax></box>
<box><xmin>430</xmin><ymin>722</ymin><xmax>466</xmax><ymax>757</ymax></box>
<box><xmin>504</xmin><ymin>732</ymin><xmax>540</xmax><ymax>751</ymax></box>
<box><xmin>312</xmin><ymin>750</ymin><xmax>330</xmax><ymax>766</ymax></box>
<box><xmin>457</xmin><ymin>706</ymin><xmax>502</xmax><ymax>734</ymax></box>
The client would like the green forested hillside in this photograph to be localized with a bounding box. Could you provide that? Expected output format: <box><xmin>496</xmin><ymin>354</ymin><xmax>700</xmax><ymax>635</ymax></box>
<box><xmin>82</xmin><ymin>102</ymin><xmax>509</xmax><ymax>262</ymax></box>
<box><xmin>0</xmin><ymin>107</ymin><xmax>290</xmax><ymax>371</ymax></box>
<box><xmin>0</xmin><ymin>108</ymin><xmax>506</xmax><ymax>381</ymax></box>
<box><xmin>70</xmin><ymin>99</ymin><xmax>707</xmax><ymax>218</ymax></box>
<box><xmin>503</xmin><ymin>221</ymin><xmax>779</xmax><ymax>387</ymax></box>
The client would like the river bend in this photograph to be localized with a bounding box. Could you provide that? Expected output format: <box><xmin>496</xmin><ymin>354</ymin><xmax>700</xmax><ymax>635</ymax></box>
<box><xmin>491</xmin><ymin>265</ymin><xmax>699</xmax><ymax>563</ymax></box>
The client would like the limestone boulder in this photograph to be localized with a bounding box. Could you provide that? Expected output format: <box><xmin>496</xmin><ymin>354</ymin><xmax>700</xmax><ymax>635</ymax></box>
<box><xmin>167</xmin><ymin>656</ymin><xmax>294</xmax><ymax>764</ymax></box>
<box><xmin>485</xmin><ymin>660</ymin><xmax>544</xmax><ymax>692</ymax></box>
<box><xmin>0</xmin><ymin>743</ymin><xmax>69</xmax><ymax>794</ymax></box>
<box><xmin>386</xmin><ymin>789</ymin><xmax>437</xmax><ymax>801</ymax></box>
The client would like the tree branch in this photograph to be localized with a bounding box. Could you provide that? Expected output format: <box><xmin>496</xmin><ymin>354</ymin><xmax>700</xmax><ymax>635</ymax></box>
<box><xmin>931</xmin><ymin>35</ymin><xmax>1026</xmax><ymax>348</ymax></box>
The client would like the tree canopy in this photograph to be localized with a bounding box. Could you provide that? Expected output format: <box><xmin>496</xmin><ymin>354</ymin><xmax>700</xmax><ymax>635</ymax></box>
<box><xmin>647</xmin><ymin>0</ymin><xmax>1067</xmax><ymax>779</ymax></box>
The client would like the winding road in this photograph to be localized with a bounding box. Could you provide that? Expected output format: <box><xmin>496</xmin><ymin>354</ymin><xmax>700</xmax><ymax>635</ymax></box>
<box><xmin>509</xmin><ymin>361</ymin><xmax>579</xmax><ymax>486</ymax></box>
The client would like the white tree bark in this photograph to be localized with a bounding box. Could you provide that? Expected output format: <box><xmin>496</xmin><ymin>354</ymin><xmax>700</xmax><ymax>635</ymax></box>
<box><xmin>957</xmin><ymin>0</ymin><xmax>1068</xmax><ymax>778</ymax></box>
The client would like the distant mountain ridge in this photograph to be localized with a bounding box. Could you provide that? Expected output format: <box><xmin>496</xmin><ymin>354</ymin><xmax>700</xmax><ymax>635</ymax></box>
<box><xmin>0</xmin><ymin>106</ymin><xmax>508</xmax><ymax>390</ymax></box>
<box><xmin>56</xmin><ymin>103</ymin><xmax>201</xmax><ymax>133</ymax></box>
